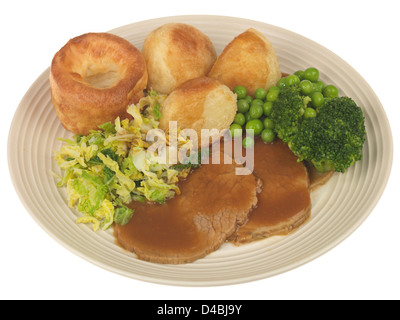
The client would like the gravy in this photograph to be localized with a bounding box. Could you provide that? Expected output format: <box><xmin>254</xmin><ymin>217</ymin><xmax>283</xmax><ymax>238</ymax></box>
<box><xmin>114</xmin><ymin>137</ymin><xmax>332</xmax><ymax>262</ymax></box>
<box><xmin>229</xmin><ymin>138</ymin><xmax>311</xmax><ymax>244</ymax></box>
<box><xmin>113</xmin><ymin>151</ymin><xmax>259</xmax><ymax>264</ymax></box>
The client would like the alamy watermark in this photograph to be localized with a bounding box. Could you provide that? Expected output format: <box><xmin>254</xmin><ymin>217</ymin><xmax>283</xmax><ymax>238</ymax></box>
<box><xmin>146</xmin><ymin>121</ymin><xmax>254</xmax><ymax>175</ymax></box>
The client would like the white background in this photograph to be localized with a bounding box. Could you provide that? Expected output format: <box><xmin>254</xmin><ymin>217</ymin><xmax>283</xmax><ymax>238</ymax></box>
<box><xmin>1</xmin><ymin>0</ymin><xmax>399</xmax><ymax>300</ymax></box>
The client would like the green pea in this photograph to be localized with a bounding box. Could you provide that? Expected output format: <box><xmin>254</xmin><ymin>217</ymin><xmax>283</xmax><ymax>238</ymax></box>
<box><xmin>277</xmin><ymin>77</ymin><xmax>287</xmax><ymax>88</ymax></box>
<box><xmin>294</xmin><ymin>70</ymin><xmax>305</xmax><ymax>80</ymax></box>
<box><xmin>245</xmin><ymin>119</ymin><xmax>264</xmax><ymax>136</ymax></box>
<box><xmin>263</xmin><ymin>101</ymin><xmax>273</xmax><ymax>116</ymax></box>
<box><xmin>268</xmin><ymin>86</ymin><xmax>280</xmax><ymax>93</ymax></box>
<box><xmin>304</xmin><ymin>107</ymin><xmax>317</xmax><ymax>119</ymax></box>
<box><xmin>233</xmin><ymin>86</ymin><xmax>247</xmax><ymax>99</ymax></box>
<box><xmin>311</xmin><ymin>92</ymin><xmax>324</xmax><ymax>108</ymax></box>
<box><xmin>286</xmin><ymin>74</ymin><xmax>301</xmax><ymax>86</ymax></box>
<box><xmin>254</xmin><ymin>88</ymin><xmax>267</xmax><ymax>100</ymax></box>
<box><xmin>299</xmin><ymin>80</ymin><xmax>313</xmax><ymax>96</ymax></box>
<box><xmin>263</xmin><ymin>118</ymin><xmax>275</xmax><ymax>130</ymax></box>
<box><xmin>313</xmin><ymin>80</ymin><xmax>325</xmax><ymax>93</ymax></box>
<box><xmin>237</xmin><ymin>99</ymin><xmax>249</xmax><ymax>113</ymax></box>
<box><xmin>233</xmin><ymin>113</ymin><xmax>246</xmax><ymax>126</ymax></box>
<box><xmin>245</xmin><ymin>111</ymin><xmax>253</xmax><ymax>122</ymax></box>
<box><xmin>244</xmin><ymin>95</ymin><xmax>253</xmax><ymax>105</ymax></box>
<box><xmin>261</xmin><ymin>128</ymin><xmax>276</xmax><ymax>143</ymax></box>
<box><xmin>242</xmin><ymin>137</ymin><xmax>255</xmax><ymax>149</ymax></box>
<box><xmin>251</xmin><ymin>98</ymin><xmax>264</xmax><ymax>107</ymax></box>
<box><xmin>229</xmin><ymin>123</ymin><xmax>243</xmax><ymax>138</ymax></box>
<box><xmin>250</xmin><ymin>99</ymin><xmax>264</xmax><ymax>117</ymax></box>
<box><xmin>304</xmin><ymin>67</ymin><xmax>319</xmax><ymax>82</ymax></box>
<box><xmin>249</xmin><ymin>104</ymin><xmax>263</xmax><ymax>119</ymax></box>
<box><xmin>323</xmin><ymin>84</ymin><xmax>339</xmax><ymax>98</ymax></box>
<box><xmin>266</xmin><ymin>89</ymin><xmax>279</xmax><ymax>102</ymax></box>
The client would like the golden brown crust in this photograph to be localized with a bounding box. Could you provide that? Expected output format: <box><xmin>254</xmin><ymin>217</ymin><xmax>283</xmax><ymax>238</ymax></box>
<box><xmin>142</xmin><ymin>23</ymin><xmax>217</xmax><ymax>94</ymax></box>
<box><xmin>49</xmin><ymin>32</ymin><xmax>148</xmax><ymax>135</ymax></box>
<box><xmin>208</xmin><ymin>28</ymin><xmax>281</xmax><ymax>96</ymax></box>
<box><xmin>159</xmin><ymin>77</ymin><xmax>237</xmax><ymax>147</ymax></box>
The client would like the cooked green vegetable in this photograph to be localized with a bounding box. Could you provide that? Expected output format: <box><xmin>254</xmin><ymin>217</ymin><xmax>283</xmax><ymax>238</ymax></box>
<box><xmin>245</xmin><ymin>119</ymin><xmax>264</xmax><ymax>136</ymax></box>
<box><xmin>229</xmin><ymin>123</ymin><xmax>243</xmax><ymax>138</ymax></box>
<box><xmin>233</xmin><ymin>85</ymin><xmax>247</xmax><ymax>99</ymax></box>
<box><xmin>266</xmin><ymin>86</ymin><xmax>280</xmax><ymax>102</ymax></box>
<box><xmin>263</xmin><ymin>118</ymin><xmax>274</xmax><ymax>130</ymax></box>
<box><xmin>228</xmin><ymin>67</ymin><xmax>366</xmax><ymax>172</ymax></box>
<box><xmin>153</xmin><ymin>103</ymin><xmax>162</xmax><ymax>120</ymax></box>
<box><xmin>269</xmin><ymin>85</ymin><xmax>310</xmax><ymax>143</ymax></box>
<box><xmin>304</xmin><ymin>107</ymin><xmax>317</xmax><ymax>119</ymax></box>
<box><xmin>313</xmin><ymin>80</ymin><xmax>325</xmax><ymax>93</ymax></box>
<box><xmin>263</xmin><ymin>101</ymin><xmax>273</xmax><ymax>116</ymax></box>
<box><xmin>252</xmin><ymin>67</ymin><xmax>366</xmax><ymax>173</ymax></box>
<box><xmin>323</xmin><ymin>84</ymin><xmax>339</xmax><ymax>98</ymax></box>
<box><xmin>289</xmin><ymin>96</ymin><xmax>366</xmax><ymax>173</ymax></box>
<box><xmin>304</xmin><ymin>67</ymin><xmax>319</xmax><ymax>82</ymax></box>
<box><xmin>237</xmin><ymin>99</ymin><xmax>250</xmax><ymax>113</ymax></box>
<box><xmin>171</xmin><ymin>148</ymin><xmax>210</xmax><ymax>170</ymax></box>
<box><xmin>233</xmin><ymin>113</ymin><xmax>246</xmax><ymax>126</ymax></box>
<box><xmin>261</xmin><ymin>128</ymin><xmax>275</xmax><ymax>143</ymax></box>
<box><xmin>242</xmin><ymin>137</ymin><xmax>255</xmax><ymax>148</ymax></box>
<box><xmin>254</xmin><ymin>88</ymin><xmax>267</xmax><ymax>100</ymax></box>
<box><xmin>311</xmin><ymin>91</ymin><xmax>324</xmax><ymax>108</ymax></box>
<box><xmin>299</xmin><ymin>79</ymin><xmax>313</xmax><ymax>95</ymax></box>
<box><xmin>249</xmin><ymin>103</ymin><xmax>263</xmax><ymax>119</ymax></box>
<box><xmin>53</xmin><ymin>91</ymin><xmax>193</xmax><ymax>231</ymax></box>
<box><xmin>244</xmin><ymin>95</ymin><xmax>253</xmax><ymax>105</ymax></box>
<box><xmin>294</xmin><ymin>70</ymin><xmax>305</xmax><ymax>80</ymax></box>
<box><xmin>286</xmin><ymin>74</ymin><xmax>301</xmax><ymax>87</ymax></box>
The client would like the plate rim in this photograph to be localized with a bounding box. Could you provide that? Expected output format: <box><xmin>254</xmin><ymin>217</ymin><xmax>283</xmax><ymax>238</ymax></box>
<box><xmin>7</xmin><ymin>14</ymin><xmax>394</xmax><ymax>286</ymax></box>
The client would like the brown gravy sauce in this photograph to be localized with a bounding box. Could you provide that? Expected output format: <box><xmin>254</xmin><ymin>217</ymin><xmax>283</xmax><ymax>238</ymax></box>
<box><xmin>228</xmin><ymin>138</ymin><xmax>312</xmax><ymax>244</ymax></box>
<box><xmin>114</xmin><ymin>136</ymin><xmax>334</xmax><ymax>261</ymax></box>
<box><xmin>113</xmin><ymin>151</ymin><xmax>258</xmax><ymax>264</ymax></box>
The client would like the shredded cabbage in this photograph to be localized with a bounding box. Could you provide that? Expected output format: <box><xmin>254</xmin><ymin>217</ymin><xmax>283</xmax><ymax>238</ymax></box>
<box><xmin>53</xmin><ymin>91</ymin><xmax>194</xmax><ymax>231</ymax></box>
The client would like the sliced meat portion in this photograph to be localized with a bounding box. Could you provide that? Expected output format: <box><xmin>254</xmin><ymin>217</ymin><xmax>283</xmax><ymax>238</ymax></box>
<box><xmin>229</xmin><ymin>138</ymin><xmax>311</xmax><ymax>244</ymax></box>
<box><xmin>305</xmin><ymin>161</ymin><xmax>335</xmax><ymax>191</ymax></box>
<box><xmin>114</xmin><ymin>152</ymin><xmax>258</xmax><ymax>264</ymax></box>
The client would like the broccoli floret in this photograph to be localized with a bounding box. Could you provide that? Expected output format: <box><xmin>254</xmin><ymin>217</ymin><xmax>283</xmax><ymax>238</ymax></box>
<box><xmin>289</xmin><ymin>96</ymin><xmax>366</xmax><ymax>173</ymax></box>
<box><xmin>270</xmin><ymin>86</ymin><xmax>311</xmax><ymax>143</ymax></box>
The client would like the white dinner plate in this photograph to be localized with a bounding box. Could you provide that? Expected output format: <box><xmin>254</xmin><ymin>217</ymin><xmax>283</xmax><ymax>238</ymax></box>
<box><xmin>7</xmin><ymin>15</ymin><xmax>393</xmax><ymax>286</ymax></box>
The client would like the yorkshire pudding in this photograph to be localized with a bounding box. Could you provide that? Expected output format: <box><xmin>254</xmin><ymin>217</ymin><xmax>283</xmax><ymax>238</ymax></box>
<box><xmin>208</xmin><ymin>28</ymin><xmax>281</xmax><ymax>96</ymax></box>
<box><xmin>142</xmin><ymin>23</ymin><xmax>217</xmax><ymax>95</ymax></box>
<box><xmin>49</xmin><ymin>32</ymin><xmax>148</xmax><ymax>135</ymax></box>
